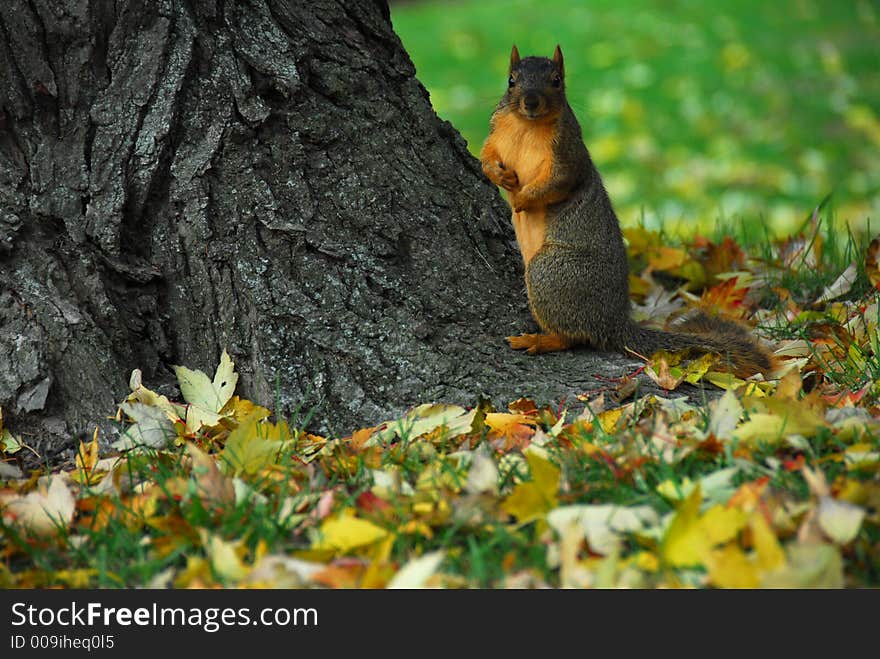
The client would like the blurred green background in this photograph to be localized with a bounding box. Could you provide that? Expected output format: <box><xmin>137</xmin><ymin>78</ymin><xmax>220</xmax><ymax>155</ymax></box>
<box><xmin>390</xmin><ymin>0</ymin><xmax>880</xmax><ymax>237</ymax></box>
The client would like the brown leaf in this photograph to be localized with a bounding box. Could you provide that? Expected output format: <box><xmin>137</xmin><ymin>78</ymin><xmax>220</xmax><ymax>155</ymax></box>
<box><xmin>187</xmin><ymin>443</ymin><xmax>235</xmax><ymax>508</ymax></box>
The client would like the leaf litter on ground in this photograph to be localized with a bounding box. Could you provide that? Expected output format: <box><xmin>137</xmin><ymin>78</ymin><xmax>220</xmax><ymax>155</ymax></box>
<box><xmin>2</xmin><ymin>222</ymin><xmax>880</xmax><ymax>588</ymax></box>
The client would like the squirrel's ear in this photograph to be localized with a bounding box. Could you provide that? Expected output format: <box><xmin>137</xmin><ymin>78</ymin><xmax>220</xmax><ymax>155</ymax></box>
<box><xmin>552</xmin><ymin>44</ymin><xmax>564</xmax><ymax>79</ymax></box>
<box><xmin>510</xmin><ymin>44</ymin><xmax>521</xmax><ymax>71</ymax></box>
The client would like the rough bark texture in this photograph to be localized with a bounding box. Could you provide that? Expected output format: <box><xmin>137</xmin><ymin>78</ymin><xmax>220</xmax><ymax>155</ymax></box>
<box><xmin>0</xmin><ymin>0</ymin><xmax>666</xmax><ymax>465</ymax></box>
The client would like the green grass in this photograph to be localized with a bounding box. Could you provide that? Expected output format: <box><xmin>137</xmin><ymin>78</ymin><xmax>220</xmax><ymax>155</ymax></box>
<box><xmin>390</xmin><ymin>0</ymin><xmax>880</xmax><ymax>236</ymax></box>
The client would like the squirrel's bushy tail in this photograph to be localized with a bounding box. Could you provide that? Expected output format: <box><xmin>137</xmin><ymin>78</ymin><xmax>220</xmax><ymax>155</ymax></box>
<box><xmin>619</xmin><ymin>311</ymin><xmax>775</xmax><ymax>378</ymax></box>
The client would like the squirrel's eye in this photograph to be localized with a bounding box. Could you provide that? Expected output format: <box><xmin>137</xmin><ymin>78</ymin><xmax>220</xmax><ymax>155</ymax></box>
<box><xmin>551</xmin><ymin>75</ymin><xmax>561</xmax><ymax>88</ymax></box>
<box><xmin>508</xmin><ymin>76</ymin><xmax>515</xmax><ymax>88</ymax></box>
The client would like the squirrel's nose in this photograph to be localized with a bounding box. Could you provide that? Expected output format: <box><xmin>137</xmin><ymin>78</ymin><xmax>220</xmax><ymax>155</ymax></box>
<box><xmin>523</xmin><ymin>94</ymin><xmax>541</xmax><ymax>112</ymax></box>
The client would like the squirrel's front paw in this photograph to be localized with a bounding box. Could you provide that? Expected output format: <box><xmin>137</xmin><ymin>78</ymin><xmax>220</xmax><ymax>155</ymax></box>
<box><xmin>484</xmin><ymin>160</ymin><xmax>519</xmax><ymax>191</ymax></box>
<box><xmin>498</xmin><ymin>165</ymin><xmax>519</xmax><ymax>191</ymax></box>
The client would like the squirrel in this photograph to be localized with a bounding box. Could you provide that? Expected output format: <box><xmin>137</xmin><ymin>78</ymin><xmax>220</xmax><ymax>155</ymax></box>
<box><xmin>479</xmin><ymin>45</ymin><xmax>775</xmax><ymax>378</ymax></box>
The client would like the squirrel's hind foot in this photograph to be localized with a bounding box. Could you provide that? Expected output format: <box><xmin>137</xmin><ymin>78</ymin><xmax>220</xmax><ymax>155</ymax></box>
<box><xmin>507</xmin><ymin>332</ymin><xmax>573</xmax><ymax>355</ymax></box>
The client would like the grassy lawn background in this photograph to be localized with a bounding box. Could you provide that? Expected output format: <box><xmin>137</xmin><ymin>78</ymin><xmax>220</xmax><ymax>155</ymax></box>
<box><xmin>390</xmin><ymin>0</ymin><xmax>880</xmax><ymax>237</ymax></box>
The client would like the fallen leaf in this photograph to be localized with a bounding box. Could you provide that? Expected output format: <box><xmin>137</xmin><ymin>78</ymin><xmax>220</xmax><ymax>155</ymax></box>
<box><xmin>485</xmin><ymin>412</ymin><xmax>537</xmax><ymax>450</ymax></box>
<box><xmin>661</xmin><ymin>485</ymin><xmax>709</xmax><ymax>567</ymax></box>
<box><xmin>749</xmin><ymin>512</ymin><xmax>786</xmax><ymax>572</ymax></box>
<box><xmin>173</xmin><ymin>349</ymin><xmax>238</xmax><ymax>431</ymax></box>
<box><xmin>220</xmin><ymin>416</ymin><xmax>287</xmax><ymax>475</ymax></box>
<box><xmin>387</xmin><ymin>550</ymin><xmax>446</xmax><ymax>589</ymax></box>
<box><xmin>203</xmin><ymin>533</ymin><xmax>249</xmax><ymax>582</ymax></box>
<box><xmin>501</xmin><ymin>449</ymin><xmax>560</xmax><ymax>523</ymax></box>
<box><xmin>1</xmin><ymin>477</ymin><xmax>75</xmax><ymax>537</ymax></box>
<box><xmin>761</xmin><ymin>544</ymin><xmax>844</xmax><ymax>588</ymax></box>
<box><xmin>374</xmin><ymin>404</ymin><xmax>476</xmax><ymax>445</ymax></box>
<box><xmin>645</xmin><ymin>352</ymin><xmax>685</xmax><ymax>390</ymax></box>
<box><xmin>547</xmin><ymin>504</ymin><xmax>659</xmax><ymax>555</ymax></box>
<box><xmin>705</xmin><ymin>389</ymin><xmax>743</xmax><ymax>440</ymax></box>
<box><xmin>313</xmin><ymin>513</ymin><xmax>389</xmax><ymax>554</ymax></box>
<box><xmin>187</xmin><ymin>443</ymin><xmax>235</xmax><ymax>507</ymax></box>
<box><xmin>113</xmin><ymin>402</ymin><xmax>178</xmax><ymax>450</ymax></box>
<box><xmin>464</xmin><ymin>445</ymin><xmax>499</xmax><ymax>495</ymax></box>
<box><xmin>700</xmin><ymin>505</ymin><xmax>748</xmax><ymax>545</ymax></box>
<box><xmin>707</xmin><ymin>544</ymin><xmax>759</xmax><ymax>588</ymax></box>
<box><xmin>816</xmin><ymin>497</ymin><xmax>865</xmax><ymax>544</ymax></box>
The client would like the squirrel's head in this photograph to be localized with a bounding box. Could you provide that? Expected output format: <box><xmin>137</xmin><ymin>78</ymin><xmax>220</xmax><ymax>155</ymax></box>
<box><xmin>503</xmin><ymin>45</ymin><xmax>566</xmax><ymax>120</ymax></box>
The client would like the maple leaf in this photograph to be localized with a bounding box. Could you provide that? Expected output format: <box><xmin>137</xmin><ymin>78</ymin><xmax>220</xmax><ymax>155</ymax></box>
<box><xmin>173</xmin><ymin>349</ymin><xmax>239</xmax><ymax>431</ymax></box>
<box><xmin>695</xmin><ymin>235</ymin><xmax>747</xmax><ymax>280</ymax></box>
<box><xmin>698</xmin><ymin>276</ymin><xmax>750</xmax><ymax>318</ymax></box>
<box><xmin>220</xmin><ymin>415</ymin><xmax>289</xmax><ymax>476</ymax></box>
<box><xmin>501</xmin><ymin>449</ymin><xmax>560</xmax><ymax>523</ymax></box>
<box><xmin>485</xmin><ymin>412</ymin><xmax>537</xmax><ymax>450</ymax></box>
<box><xmin>733</xmin><ymin>398</ymin><xmax>826</xmax><ymax>446</ymax></box>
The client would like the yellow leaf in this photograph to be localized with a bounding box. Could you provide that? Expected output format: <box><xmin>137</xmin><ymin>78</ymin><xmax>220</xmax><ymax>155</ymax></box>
<box><xmin>314</xmin><ymin>514</ymin><xmax>389</xmax><ymax>554</ymax></box>
<box><xmin>734</xmin><ymin>406</ymin><xmax>825</xmax><ymax>446</ymax></box>
<box><xmin>704</xmin><ymin>371</ymin><xmax>747</xmax><ymax>391</ymax></box>
<box><xmin>73</xmin><ymin>430</ymin><xmax>102</xmax><ymax>485</ymax></box>
<box><xmin>656</xmin><ymin>477</ymin><xmax>695</xmax><ymax>502</ymax></box>
<box><xmin>707</xmin><ymin>544</ymin><xmax>759</xmax><ymax>588</ymax></box>
<box><xmin>501</xmin><ymin>450</ymin><xmax>559</xmax><ymax>523</ymax></box>
<box><xmin>221</xmin><ymin>396</ymin><xmax>271</xmax><ymax>423</ymax></box>
<box><xmin>662</xmin><ymin>485</ymin><xmax>710</xmax><ymax>567</ymax></box>
<box><xmin>648</xmin><ymin>246</ymin><xmax>687</xmax><ymax>271</ymax></box>
<box><xmin>750</xmin><ymin>513</ymin><xmax>786</xmax><ymax>572</ymax></box>
<box><xmin>597</xmin><ymin>408</ymin><xmax>624</xmax><ymax>434</ymax></box>
<box><xmin>220</xmin><ymin>416</ymin><xmax>287</xmax><ymax>475</ymax></box>
<box><xmin>203</xmin><ymin>533</ymin><xmax>249</xmax><ymax>583</ymax></box>
<box><xmin>375</xmin><ymin>404</ymin><xmax>476</xmax><ymax>445</ymax></box>
<box><xmin>700</xmin><ymin>504</ymin><xmax>748</xmax><ymax>545</ymax></box>
<box><xmin>682</xmin><ymin>352</ymin><xmax>717</xmax><ymax>384</ymax></box>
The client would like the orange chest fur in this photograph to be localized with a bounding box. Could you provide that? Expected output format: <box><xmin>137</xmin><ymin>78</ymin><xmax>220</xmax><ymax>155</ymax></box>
<box><xmin>488</xmin><ymin>112</ymin><xmax>556</xmax><ymax>266</ymax></box>
<box><xmin>489</xmin><ymin>112</ymin><xmax>556</xmax><ymax>188</ymax></box>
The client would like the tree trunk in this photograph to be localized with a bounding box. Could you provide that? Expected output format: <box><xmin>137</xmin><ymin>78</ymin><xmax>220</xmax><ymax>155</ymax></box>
<box><xmin>0</xmin><ymin>0</ymin><xmax>644</xmax><ymax>464</ymax></box>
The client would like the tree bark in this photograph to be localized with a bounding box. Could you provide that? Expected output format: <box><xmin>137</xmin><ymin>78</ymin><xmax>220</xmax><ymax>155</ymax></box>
<box><xmin>0</xmin><ymin>0</ymin><xmax>647</xmax><ymax>464</ymax></box>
